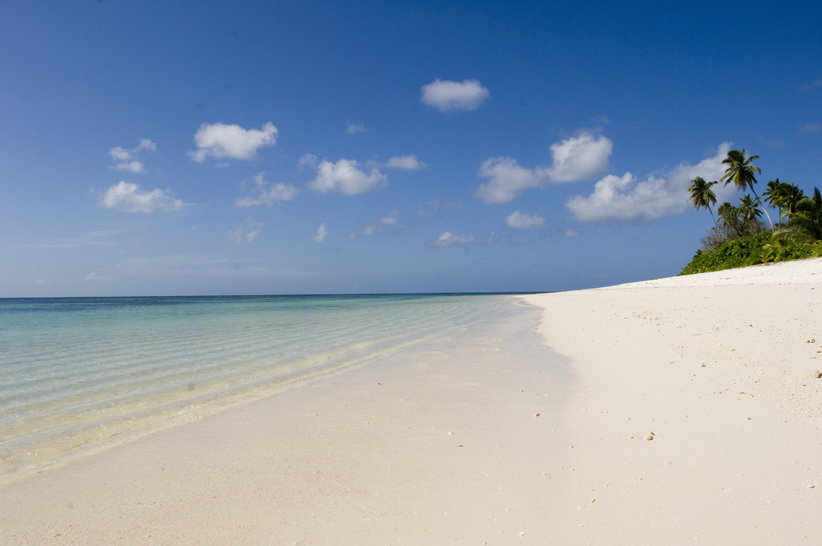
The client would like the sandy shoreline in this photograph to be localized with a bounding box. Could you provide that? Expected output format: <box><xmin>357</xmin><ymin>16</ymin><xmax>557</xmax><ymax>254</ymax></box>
<box><xmin>2</xmin><ymin>259</ymin><xmax>822</xmax><ymax>544</ymax></box>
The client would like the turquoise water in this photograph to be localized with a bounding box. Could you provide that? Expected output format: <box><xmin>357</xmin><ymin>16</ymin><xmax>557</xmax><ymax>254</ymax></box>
<box><xmin>0</xmin><ymin>294</ymin><xmax>512</xmax><ymax>480</ymax></box>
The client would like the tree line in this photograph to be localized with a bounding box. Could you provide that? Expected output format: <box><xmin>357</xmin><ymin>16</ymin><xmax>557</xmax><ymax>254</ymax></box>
<box><xmin>687</xmin><ymin>149</ymin><xmax>822</xmax><ymax>253</ymax></box>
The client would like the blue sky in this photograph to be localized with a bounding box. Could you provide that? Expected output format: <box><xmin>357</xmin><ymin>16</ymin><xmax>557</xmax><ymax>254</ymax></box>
<box><xmin>1</xmin><ymin>0</ymin><xmax>821</xmax><ymax>296</ymax></box>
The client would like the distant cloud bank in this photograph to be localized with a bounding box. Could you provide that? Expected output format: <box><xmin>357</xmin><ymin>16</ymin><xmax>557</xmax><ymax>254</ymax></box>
<box><xmin>427</xmin><ymin>231</ymin><xmax>475</xmax><ymax>247</ymax></box>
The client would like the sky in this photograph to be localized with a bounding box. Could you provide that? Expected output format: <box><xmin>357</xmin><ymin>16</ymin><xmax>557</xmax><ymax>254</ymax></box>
<box><xmin>1</xmin><ymin>0</ymin><xmax>821</xmax><ymax>297</ymax></box>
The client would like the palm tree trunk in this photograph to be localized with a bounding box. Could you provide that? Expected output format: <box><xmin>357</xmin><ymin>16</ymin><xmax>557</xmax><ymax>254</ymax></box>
<box><xmin>752</xmin><ymin>188</ymin><xmax>774</xmax><ymax>230</ymax></box>
<box><xmin>708</xmin><ymin>206</ymin><xmax>718</xmax><ymax>230</ymax></box>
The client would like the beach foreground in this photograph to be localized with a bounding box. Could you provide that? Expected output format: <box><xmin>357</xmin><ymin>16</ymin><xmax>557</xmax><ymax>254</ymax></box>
<box><xmin>2</xmin><ymin>259</ymin><xmax>822</xmax><ymax>544</ymax></box>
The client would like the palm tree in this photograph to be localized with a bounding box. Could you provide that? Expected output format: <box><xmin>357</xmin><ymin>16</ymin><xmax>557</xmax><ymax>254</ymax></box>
<box><xmin>718</xmin><ymin>202</ymin><xmax>742</xmax><ymax>238</ymax></box>
<box><xmin>763</xmin><ymin>179</ymin><xmax>805</xmax><ymax>220</ymax></box>
<box><xmin>738</xmin><ymin>194</ymin><xmax>763</xmax><ymax>223</ymax></box>
<box><xmin>763</xmin><ymin>179</ymin><xmax>787</xmax><ymax>218</ymax></box>
<box><xmin>721</xmin><ymin>149</ymin><xmax>774</xmax><ymax>229</ymax></box>
<box><xmin>783</xmin><ymin>183</ymin><xmax>804</xmax><ymax>217</ymax></box>
<box><xmin>688</xmin><ymin>176</ymin><xmax>718</xmax><ymax>229</ymax></box>
<box><xmin>790</xmin><ymin>187</ymin><xmax>822</xmax><ymax>240</ymax></box>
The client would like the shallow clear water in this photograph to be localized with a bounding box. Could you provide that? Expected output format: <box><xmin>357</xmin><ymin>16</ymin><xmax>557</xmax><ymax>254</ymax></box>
<box><xmin>0</xmin><ymin>294</ymin><xmax>512</xmax><ymax>479</ymax></box>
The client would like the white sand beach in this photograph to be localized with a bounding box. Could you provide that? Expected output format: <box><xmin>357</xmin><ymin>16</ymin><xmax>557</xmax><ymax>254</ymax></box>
<box><xmin>2</xmin><ymin>259</ymin><xmax>822</xmax><ymax>545</ymax></box>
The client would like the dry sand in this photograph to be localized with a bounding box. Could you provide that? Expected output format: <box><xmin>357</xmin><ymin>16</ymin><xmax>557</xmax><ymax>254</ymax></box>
<box><xmin>2</xmin><ymin>258</ymin><xmax>821</xmax><ymax>545</ymax></box>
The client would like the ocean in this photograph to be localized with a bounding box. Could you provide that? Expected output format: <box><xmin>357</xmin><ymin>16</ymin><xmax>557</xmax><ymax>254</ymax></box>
<box><xmin>0</xmin><ymin>294</ymin><xmax>516</xmax><ymax>482</ymax></box>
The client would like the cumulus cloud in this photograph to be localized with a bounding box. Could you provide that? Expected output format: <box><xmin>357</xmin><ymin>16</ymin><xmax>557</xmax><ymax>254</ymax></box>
<box><xmin>565</xmin><ymin>142</ymin><xmax>733</xmax><ymax>223</ymax></box>
<box><xmin>188</xmin><ymin>122</ymin><xmax>278</xmax><ymax>162</ymax></box>
<box><xmin>420</xmin><ymin>79</ymin><xmax>489</xmax><ymax>111</ymax></box>
<box><xmin>299</xmin><ymin>153</ymin><xmax>318</xmax><ymax>169</ymax></box>
<box><xmin>386</xmin><ymin>155</ymin><xmax>426</xmax><ymax>170</ymax></box>
<box><xmin>308</xmin><ymin>159</ymin><xmax>387</xmax><ymax>195</ymax></box>
<box><xmin>505</xmin><ymin>210</ymin><xmax>544</xmax><ymax>229</ymax></box>
<box><xmin>474</xmin><ymin>133</ymin><xmax>613</xmax><ymax>204</ymax></box>
<box><xmin>474</xmin><ymin>157</ymin><xmax>545</xmax><ymax>204</ymax></box>
<box><xmin>546</xmin><ymin>133</ymin><xmax>613</xmax><ymax>183</ymax></box>
<box><xmin>311</xmin><ymin>223</ymin><xmax>328</xmax><ymax>243</ymax></box>
<box><xmin>426</xmin><ymin>231</ymin><xmax>475</xmax><ymax>247</ymax></box>
<box><xmin>235</xmin><ymin>172</ymin><xmax>298</xmax><ymax>207</ymax></box>
<box><xmin>228</xmin><ymin>217</ymin><xmax>263</xmax><ymax>244</ymax></box>
<box><xmin>99</xmin><ymin>181</ymin><xmax>185</xmax><ymax>213</ymax></box>
<box><xmin>109</xmin><ymin>138</ymin><xmax>156</xmax><ymax>173</ymax></box>
<box><xmin>346</xmin><ymin>122</ymin><xmax>367</xmax><ymax>134</ymax></box>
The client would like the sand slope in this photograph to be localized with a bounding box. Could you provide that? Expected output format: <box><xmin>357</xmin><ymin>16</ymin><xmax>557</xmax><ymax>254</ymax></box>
<box><xmin>524</xmin><ymin>258</ymin><xmax>822</xmax><ymax>544</ymax></box>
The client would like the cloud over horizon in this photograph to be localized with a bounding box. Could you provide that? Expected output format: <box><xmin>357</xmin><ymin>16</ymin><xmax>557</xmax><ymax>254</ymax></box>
<box><xmin>420</xmin><ymin>79</ymin><xmax>489</xmax><ymax>111</ymax></box>
<box><xmin>566</xmin><ymin>142</ymin><xmax>733</xmax><ymax>223</ymax></box>
<box><xmin>99</xmin><ymin>181</ymin><xmax>185</xmax><ymax>213</ymax></box>
<box><xmin>227</xmin><ymin>217</ymin><xmax>263</xmax><ymax>244</ymax></box>
<box><xmin>426</xmin><ymin>231</ymin><xmax>475</xmax><ymax>247</ymax></box>
<box><xmin>189</xmin><ymin>122</ymin><xmax>278</xmax><ymax>162</ymax></box>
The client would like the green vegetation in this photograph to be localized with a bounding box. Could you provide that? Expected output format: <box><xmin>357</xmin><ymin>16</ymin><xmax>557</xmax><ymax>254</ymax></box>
<box><xmin>680</xmin><ymin>149</ymin><xmax>822</xmax><ymax>275</ymax></box>
<box><xmin>680</xmin><ymin>233</ymin><xmax>822</xmax><ymax>275</ymax></box>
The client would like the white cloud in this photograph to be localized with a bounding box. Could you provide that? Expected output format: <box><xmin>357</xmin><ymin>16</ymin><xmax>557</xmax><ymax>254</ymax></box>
<box><xmin>546</xmin><ymin>133</ymin><xmax>612</xmax><ymax>183</ymax></box>
<box><xmin>474</xmin><ymin>157</ymin><xmax>545</xmax><ymax>204</ymax></box>
<box><xmin>228</xmin><ymin>217</ymin><xmax>263</xmax><ymax>244</ymax></box>
<box><xmin>420</xmin><ymin>79</ymin><xmax>489</xmax><ymax>111</ymax></box>
<box><xmin>505</xmin><ymin>210</ymin><xmax>544</xmax><ymax>229</ymax></box>
<box><xmin>311</xmin><ymin>223</ymin><xmax>328</xmax><ymax>243</ymax></box>
<box><xmin>227</xmin><ymin>227</ymin><xmax>242</xmax><ymax>245</ymax></box>
<box><xmin>426</xmin><ymin>231</ymin><xmax>475</xmax><ymax>247</ymax></box>
<box><xmin>346</xmin><ymin>122</ymin><xmax>367</xmax><ymax>134</ymax></box>
<box><xmin>299</xmin><ymin>153</ymin><xmax>318</xmax><ymax>169</ymax></box>
<box><xmin>386</xmin><ymin>155</ymin><xmax>426</xmax><ymax>170</ymax></box>
<box><xmin>363</xmin><ymin>211</ymin><xmax>399</xmax><ymax>235</ymax></box>
<box><xmin>308</xmin><ymin>159</ymin><xmax>387</xmax><ymax>195</ymax></box>
<box><xmin>565</xmin><ymin>142</ymin><xmax>733</xmax><ymax>223</ymax></box>
<box><xmin>486</xmin><ymin>231</ymin><xmax>495</xmax><ymax>245</ymax></box>
<box><xmin>85</xmin><ymin>271</ymin><xmax>111</xmax><ymax>281</ymax></box>
<box><xmin>474</xmin><ymin>132</ymin><xmax>613</xmax><ymax>204</ymax></box>
<box><xmin>109</xmin><ymin>138</ymin><xmax>156</xmax><ymax>173</ymax></box>
<box><xmin>188</xmin><ymin>122</ymin><xmax>278</xmax><ymax>162</ymax></box>
<box><xmin>235</xmin><ymin>172</ymin><xmax>298</xmax><ymax>207</ymax></box>
<box><xmin>99</xmin><ymin>181</ymin><xmax>184</xmax><ymax>213</ymax></box>
<box><xmin>800</xmin><ymin>123</ymin><xmax>821</xmax><ymax>132</ymax></box>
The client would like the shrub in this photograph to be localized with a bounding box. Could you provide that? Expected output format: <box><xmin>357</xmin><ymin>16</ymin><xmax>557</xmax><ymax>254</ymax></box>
<box><xmin>680</xmin><ymin>233</ymin><xmax>822</xmax><ymax>275</ymax></box>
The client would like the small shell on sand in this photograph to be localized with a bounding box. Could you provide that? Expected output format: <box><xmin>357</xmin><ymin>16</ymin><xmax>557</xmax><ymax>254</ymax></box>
<box><xmin>646</xmin><ymin>432</ymin><xmax>655</xmax><ymax>441</ymax></box>
<box><xmin>534</xmin><ymin>413</ymin><xmax>541</xmax><ymax>417</ymax></box>
<box><xmin>808</xmin><ymin>370</ymin><xmax>822</xmax><ymax>379</ymax></box>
